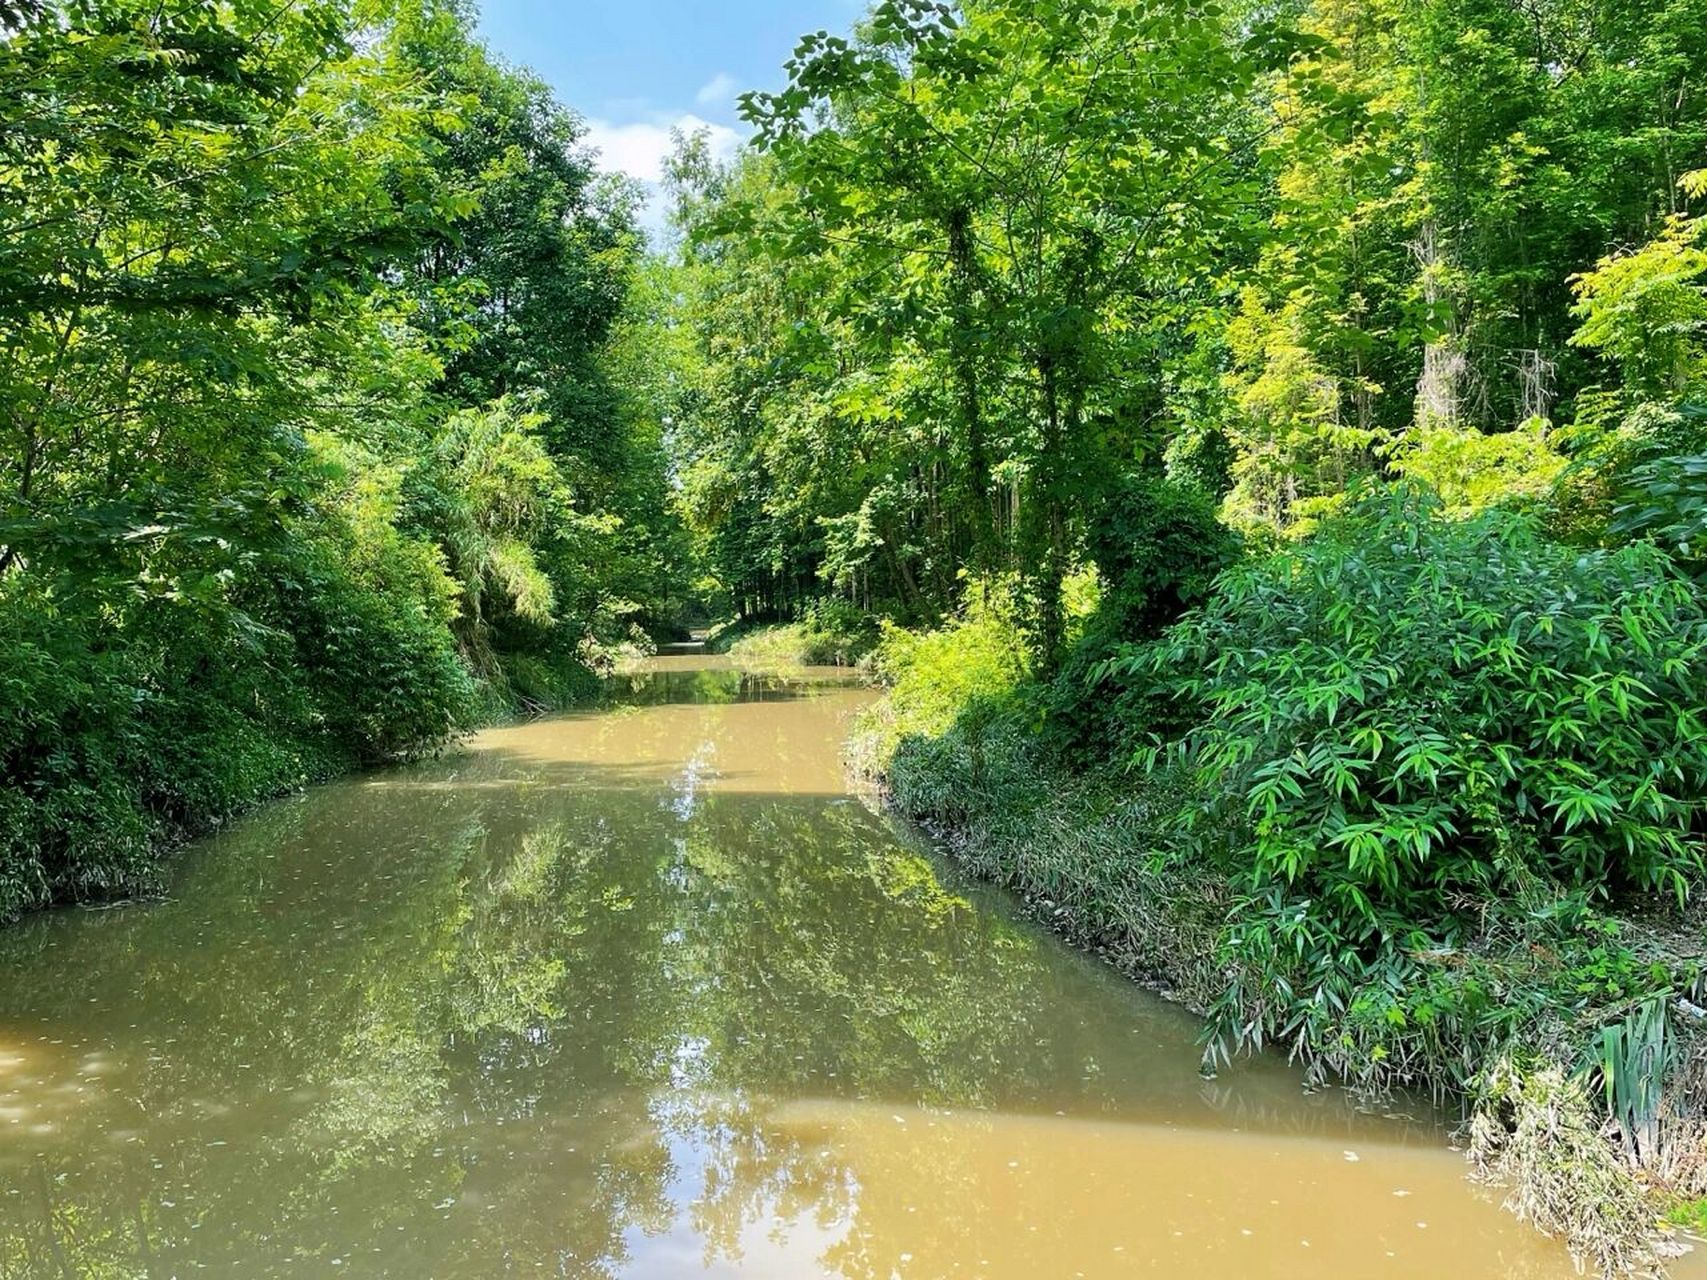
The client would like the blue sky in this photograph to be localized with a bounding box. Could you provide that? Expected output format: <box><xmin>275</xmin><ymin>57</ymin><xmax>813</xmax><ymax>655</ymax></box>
<box><xmin>475</xmin><ymin>1</ymin><xmax>864</xmax><ymax>228</ymax></box>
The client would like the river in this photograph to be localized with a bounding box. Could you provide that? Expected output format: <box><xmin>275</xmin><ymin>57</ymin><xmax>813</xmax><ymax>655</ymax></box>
<box><xmin>0</xmin><ymin>657</ymin><xmax>1643</xmax><ymax>1277</ymax></box>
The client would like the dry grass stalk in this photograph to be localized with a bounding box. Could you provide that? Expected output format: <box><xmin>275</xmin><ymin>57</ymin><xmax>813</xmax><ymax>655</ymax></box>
<box><xmin>1471</xmin><ymin>1058</ymin><xmax>1667</xmax><ymax>1278</ymax></box>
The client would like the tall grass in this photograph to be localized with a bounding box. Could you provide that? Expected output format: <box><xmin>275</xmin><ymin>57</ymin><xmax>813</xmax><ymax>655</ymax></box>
<box><xmin>709</xmin><ymin>599</ymin><xmax>880</xmax><ymax>667</ymax></box>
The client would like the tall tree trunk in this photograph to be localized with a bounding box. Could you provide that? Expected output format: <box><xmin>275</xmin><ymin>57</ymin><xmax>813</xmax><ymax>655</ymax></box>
<box><xmin>946</xmin><ymin>206</ymin><xmax>994</xmax><ymax>574</ymax></box>
<box><xmin>1412</xmin><ymin>219</ymin><xmax>1464</xmax><ymax>426</ymax></box>
<box><xmin>1034</xmin><ymin>354</ymin><xmax>1068</xmax><ymax>671</ymax></box>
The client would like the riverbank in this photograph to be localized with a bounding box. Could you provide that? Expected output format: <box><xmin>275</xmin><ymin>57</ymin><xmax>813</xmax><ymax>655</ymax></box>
<box><xmin>704</xmin><ymin>603</ymin><xmax>879</xmax><ymax>669</ymax></box>
<box><xmin>852</xmin><ymin>684</ymin><xmax>1707</xmax><ymax>1278</ymax></box>
<box><xmin>0</xmin><ymin>636</ymin><xmax>619</xmax><ymax>926</ymax></box>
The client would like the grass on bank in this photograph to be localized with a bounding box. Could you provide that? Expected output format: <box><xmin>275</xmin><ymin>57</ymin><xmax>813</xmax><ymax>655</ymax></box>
<box><xmin>1666</xmin><ymin>1197</ymin><xmax>1707</xmax><ymax>1235</ymax></box>
<box><xmin>707</xmin><ymin>598</ymin><xmax>880</xmax><ymax>667</ymax></box>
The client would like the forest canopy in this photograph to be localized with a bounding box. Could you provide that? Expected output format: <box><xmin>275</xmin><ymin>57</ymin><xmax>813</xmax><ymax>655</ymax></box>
<box><xmin>662</xmin><ymin>0</ymin><xmax>1707</xmax><ymax>655</ymax></box>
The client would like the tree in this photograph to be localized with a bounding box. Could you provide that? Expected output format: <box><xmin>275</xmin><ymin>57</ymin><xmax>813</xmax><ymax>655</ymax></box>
<box><xmin>738</xmin><ymin>0</ymin><xmax>1275</xmax><ymax>663</ymax></box>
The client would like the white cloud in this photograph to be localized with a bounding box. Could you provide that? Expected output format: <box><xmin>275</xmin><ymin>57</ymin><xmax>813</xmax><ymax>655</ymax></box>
<box><xmin>695</xmin><ymin>72</ymin><xmax>740</xmax><ymax>108</ymax></box>
<box><xmin>582</xmin><ymin>113</ymin><xmax>741</xmax><ymax>241</ymax></box>
<box><xmin>583</xmin><ymin>113</ymin><xmax>739</xmax><ymax>186</ymax></box>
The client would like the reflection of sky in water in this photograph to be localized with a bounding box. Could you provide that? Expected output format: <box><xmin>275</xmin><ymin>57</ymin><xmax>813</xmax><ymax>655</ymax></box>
<box><xmin>0</xmin><ymin>661</ymin><xmax>1604</xmax><ymax>1279</ymax></box>
<box><xmin>669</xmin><ymin>743</ymin><xmax>715</xmax><ymax>820</ymax></box>
<box><xmin>625</xmin><ymin>1111</ymin><xmax>852</xmax><ymax>1280</ymax></box>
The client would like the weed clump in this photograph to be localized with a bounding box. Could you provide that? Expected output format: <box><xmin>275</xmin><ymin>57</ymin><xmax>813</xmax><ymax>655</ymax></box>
<box><xmin>1471</xmin><ymin>1060</ymin><xmax>1667</xmax><ymax>1278</ymax></box>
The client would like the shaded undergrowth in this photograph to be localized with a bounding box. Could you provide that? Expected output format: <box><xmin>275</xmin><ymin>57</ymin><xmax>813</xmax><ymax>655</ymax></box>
<box><xmin>707</xmin><ymin>599</ymin><xmax>880</xmax><ymax>667</ymax></box>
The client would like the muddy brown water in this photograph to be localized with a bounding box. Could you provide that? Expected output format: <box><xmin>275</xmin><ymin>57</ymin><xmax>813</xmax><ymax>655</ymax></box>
<box><xmin>0</xmin><ymin>657</ymin><xmax>1681</xmax><ymax>1277</ymax></box>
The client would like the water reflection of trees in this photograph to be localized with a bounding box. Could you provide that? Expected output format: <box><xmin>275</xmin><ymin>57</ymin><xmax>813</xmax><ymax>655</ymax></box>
<box><xmin>0</xmin><ymin>710</ymin><xmax>1445</xmax><ymax>1278</ymax></box>
<box><xmin>610</xmin><ymin>665</ymin><xmax>859</xmax><ymax>709</ymax></box>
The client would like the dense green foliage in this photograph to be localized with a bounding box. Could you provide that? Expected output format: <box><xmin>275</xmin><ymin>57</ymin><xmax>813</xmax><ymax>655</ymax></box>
<box><xmin>1149</xmin><ymin>489</ymin><xmax>1707</xmax><ymax>909</ymax></box>
<box><xmin>0</xmin><ymin>0</ymin><xmax>690</xmax><ymax>918</ymax></box>
<box><xmin>1126</xmin><ymin>491</ymin><xmax>1706</xmax><ymax>1086</ymax></box>
<box><xmin>664</xmin><ymin>0</ymin><xmax>1707</xmax><ymax>645</ymax></box>
<box><xmin>707</xmin><ymin>598</ymin><xmax>881</xmax><ymax>666</ymax></box>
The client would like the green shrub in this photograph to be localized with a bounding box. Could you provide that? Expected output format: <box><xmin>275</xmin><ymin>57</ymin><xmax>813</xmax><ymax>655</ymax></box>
<box><xmin>867</xmin><ymin>582</ymin><xmax>1031</xmax><ymax>738</ymax></box>
<box><xmin>1665</xmin><ymin>1196</ymin><xmax>1707</xmax><ymax>1233</ymax></box>
<box><xmin>849</xmin><ymin>582</ymin><xmax>1031</xmax><ymax>782</ymax></box>
<box><xmin>0</xmin><ymin>502</ymin><xmax>478</xmax><ymax>921</ymax></box>
<box><xmin>795</xmin><ymin>597</ymin><xmax>880</xmax><ymax>664</ymax></box>
<box><xmin>716</xmin><ymin>622</ymin><xmax>804</xmax><ymax>662</ymax></box>
<box><xmin>276</xmin><ymin>532</ymin><xmax>474</xmax><ymax>761</ymax></box>
<box><xmin>0</xmin><ymin>584</ymin><xmax>157</xmax><ymax>917</ymax></box>
<box><xmin>1389</xmin><ymin>420</ymin><xmax>1568</xmax><ymax>514</ymax></box>
<box><xmin>1087</xmin><ymin>473</ymin><xmax>1242</xmax><ymax>643</ymax></box>
<box><xmin>1096</xmin><ymin>486</ymin><xmax>1707</xmax><ymax>1084</ymax></box>
<box><xmin>1141</xmin><ymin>486</ymin><xmax>1707</xmax><ymax>911</ymax></box>
<box><xmin>714</xmin><ymin>597</ymin><xmax>881</xmax><ymax>666</ymax></box>
<box><xmin>1044</xmin><ymin>474</ymin><xmax>1240</xmax><ymax>763</ymax></box>
<box><xmin>1610</xmin><ymin>449</ymin><xmax>1707</xmax><ymax>573</ymax></box>
<box><xmin>1163</xmin><ymin>423</ymin><xmax>1236</xmax><ymax>498</ymax></box>
<box><xmin>495</xmin><ymin>641</ymin><xmax>604</xmax><ymax>714</ymax></box>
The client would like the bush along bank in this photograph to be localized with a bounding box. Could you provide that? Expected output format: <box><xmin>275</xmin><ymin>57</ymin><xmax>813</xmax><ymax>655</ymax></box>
<box><xmin>0</xmin><ymin>536</ymin><xmax>628</xmax><ymax>925</ymax></box>
<box><xmin>853</xmin><ymin>486</ymin><xmax>1707</xmax><ymax>1278</ymax></box>
<box><xmin>706</xmin><ymin>599</ymin><xmax>881</xmax><ymax>667</ymax></box>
